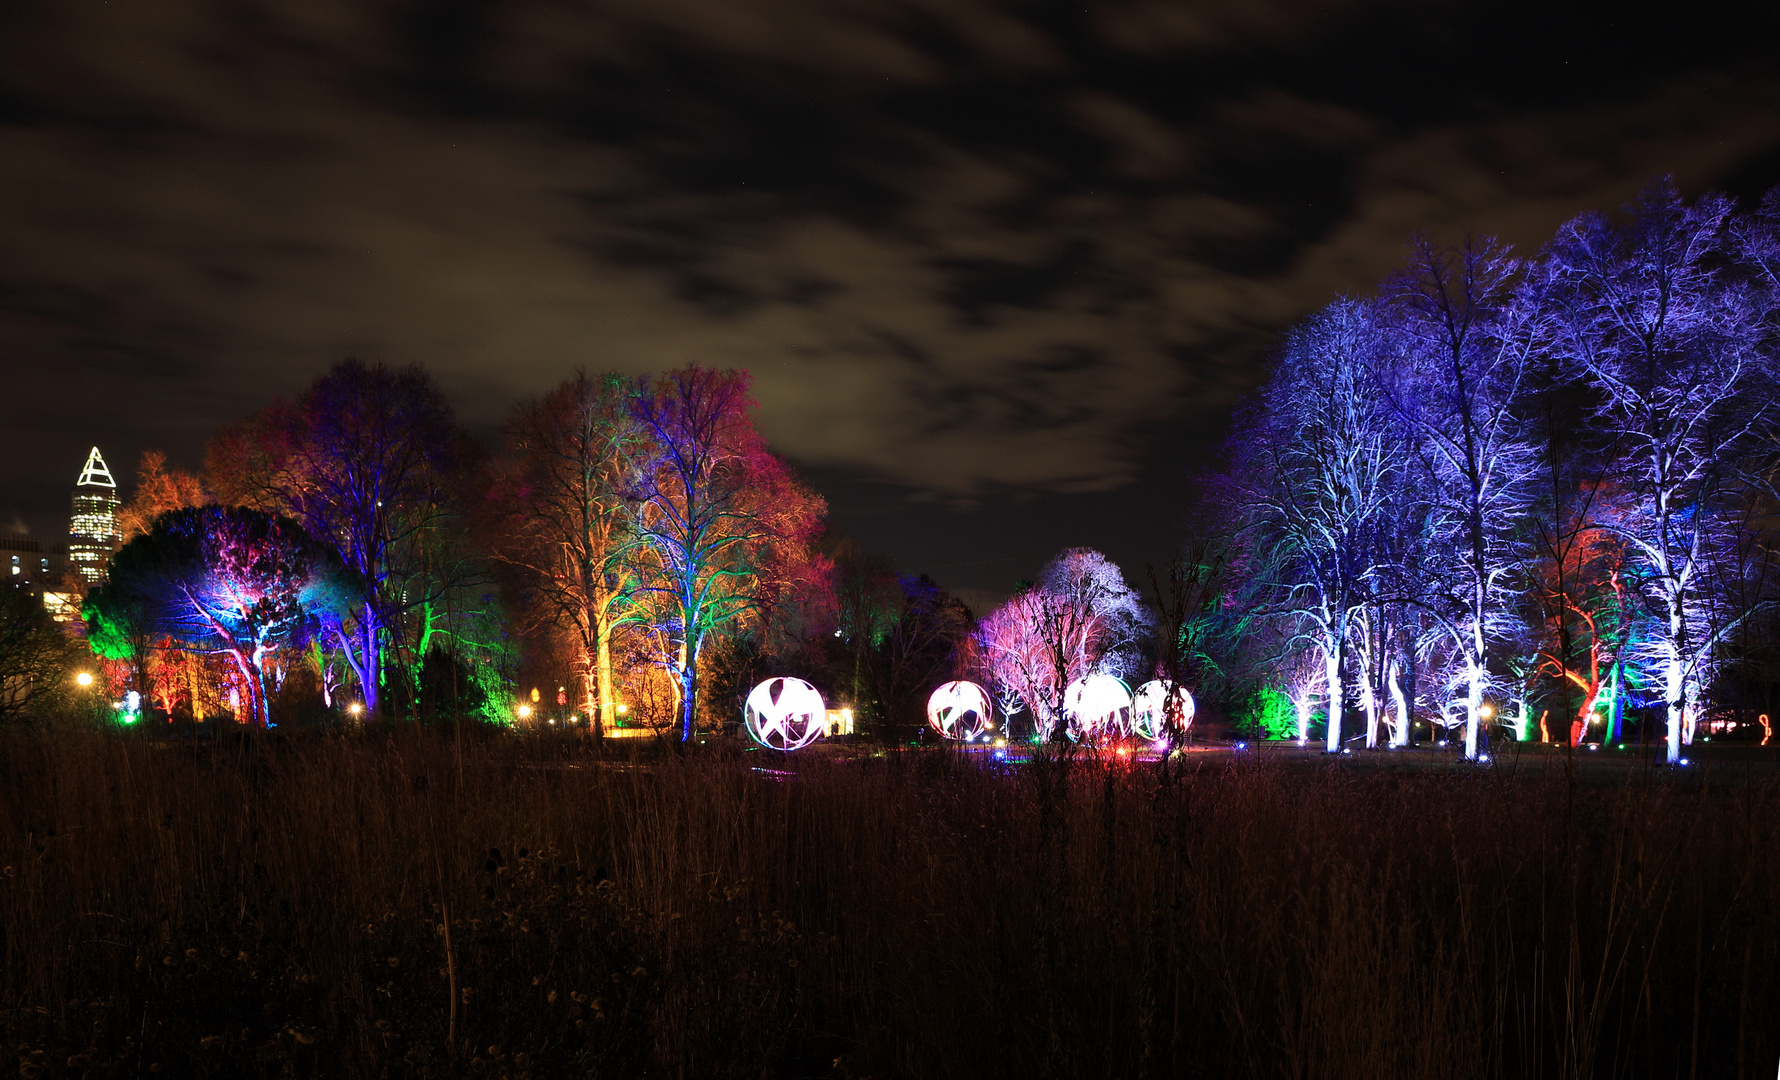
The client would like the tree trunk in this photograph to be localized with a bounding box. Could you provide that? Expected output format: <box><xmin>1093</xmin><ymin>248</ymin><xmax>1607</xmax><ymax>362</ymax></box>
<box><xmin>677</xmin><ymin>635</ymin><xmax>697</xmax><ymax>743</ymax></box>
<box><xmin>1324</xmin><ymin>643</ymin><xmax>1344</xmax><ymax>754</ymax></box>
<box><xmin>595</xmin><ymin>621</ymin><xmax>615</xmax><ymax>738</ymax></box>
<box><xmin>1666</xmin><ymin>606</ymin><xmax>1685</xmax><ymax>763</ymax></box>
<box><xmin>1463</xmin><ymin>616</ymin><xmax>1484</xmax><ymax>760</ymax></box>
<box><xmin>1388</xmin><ymin>659</ymin><xmax>1410</xmax><ymax>747</ymax></box>
<box><xmin>360</xmin><ymin>604</ymin><xmax>381</xmax><ymax>714</ymax></box>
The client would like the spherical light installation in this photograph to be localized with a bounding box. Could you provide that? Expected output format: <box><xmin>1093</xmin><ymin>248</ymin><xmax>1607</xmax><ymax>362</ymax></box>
<box><xmin>926</xmin><ymin>681</ymin><xmax>994</xmax><ymax>741</ymax></box>
<box><xmin>1064</xmin><ymin>674</ymin><xmax>1132</xmax><ymax>742</ymax></box>
<box><xmin>744</xmin><ymin>677</ymin><xmax>828</xmax><ymax>751</ymax></box>
<box><xmin>1131</xmin><ymin>680</ymin><xmax>1195</xmax><ymax>741</ymax></box>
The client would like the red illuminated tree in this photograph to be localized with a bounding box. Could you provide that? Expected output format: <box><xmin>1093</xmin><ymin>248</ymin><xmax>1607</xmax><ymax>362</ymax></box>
<box><xmin>118</xmin><ymin>451</ymin><xmax>206</xmax><ymax>541</ymax></box>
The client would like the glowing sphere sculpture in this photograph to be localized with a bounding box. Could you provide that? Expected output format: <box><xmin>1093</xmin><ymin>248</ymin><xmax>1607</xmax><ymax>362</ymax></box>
<box><xmin>926</xmin><ymin>681</ymin><xmax>994</xmax><ymax>741</ymax></box>
<box><xmin>1063</xmin><ymin>674</ymin><xmax>1132</xmax><ymax>742</ymax></box>
<box><xmin>1131</xmin><ymin>680</ymin><xmax>1195</xmax><ymax>741</ymax></box>
<box><xmin>744</xmin><ymin>677</ymin><xmax>828</xmax><ymax>751</ymax></box>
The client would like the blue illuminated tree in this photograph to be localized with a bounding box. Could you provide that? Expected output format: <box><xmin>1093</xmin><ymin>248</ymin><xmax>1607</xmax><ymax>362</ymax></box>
<box><xmin>1231</xmin><ymin>298</ymin><xmax>1407</xmax><ymax>752</ymax></box>
<box><xmin>627</xmin><ymin>367</ymin><xmax>827</xmax><ymax>742</ymax></box>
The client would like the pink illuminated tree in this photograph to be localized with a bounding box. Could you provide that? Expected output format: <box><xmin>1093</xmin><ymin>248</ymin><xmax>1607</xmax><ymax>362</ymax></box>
<box><xmin>977</xmin><ymin>548</ymin><xmax>1147</xmax><ymax>741</ymax></box>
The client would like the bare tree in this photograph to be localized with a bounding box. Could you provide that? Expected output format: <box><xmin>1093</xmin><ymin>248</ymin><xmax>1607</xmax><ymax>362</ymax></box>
<box><xmin>1539</xmin><ymin>182</ymin><xmax>1773</xmax><ymax>762</ymax></box>
<box><xmin>1234</xmin><ymin>299</ymin><xmax>1405</xmax><ymax>752</ymax></box>
<box><xmin>0</xmin><ymin>589</ymin><xmax>82</xmax><ymax>722</ymax></box>
<box><xmin>978</xmin><ymin>548</ymin><xmax>1148</xmax><ymax>742</ymax></box>
<box><xmin>627</xmin><ymin>367</ymin><xmax>826</xmax><ymax>742</ymax></box>
<box><xmin>207</xmin><ymin>360</ymin><xmax>472</xmax><ymax>716</ymax></box>
<box><xmin>1382</xmin><ymin>236</ymin><xmax>1542</xmax><ymax>759</ymax></box>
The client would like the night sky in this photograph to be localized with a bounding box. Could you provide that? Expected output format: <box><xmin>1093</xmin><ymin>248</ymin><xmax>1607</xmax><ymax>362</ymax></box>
<box><xmin>5</xmin><ymin>0</ymin><xmax>1780</xmax><ymax>612</ymax></box>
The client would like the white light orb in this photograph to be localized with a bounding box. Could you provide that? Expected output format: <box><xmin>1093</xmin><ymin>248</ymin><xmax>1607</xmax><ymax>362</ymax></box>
<box><xmin>926</xmin><ymin>681</ymin><xmax>994</xmax><ymax>741</ymax></box>
<box><xmin>744</xmin><ymin>677</ymin><xmax>828</xmax><ymax>751</ymax></box>
<box><xmin>1130</xmin><ymin>680</ymin><xmax>1195</xmax><ymax>741</ymax></box>
<box><xmin>1063</xmin><ymin>674</ymin><xmax>1132</xmax><ymax>742</ymax></box>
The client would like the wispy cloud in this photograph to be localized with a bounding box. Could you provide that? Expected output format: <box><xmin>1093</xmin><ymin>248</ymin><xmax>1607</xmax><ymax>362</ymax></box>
<box><xmin>2</xmin><ymin>0</ymin><xmax>1776</xmax><ymax>524</ymax></box>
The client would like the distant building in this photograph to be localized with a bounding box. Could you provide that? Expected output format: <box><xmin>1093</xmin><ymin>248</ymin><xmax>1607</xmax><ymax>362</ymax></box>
<box><xmin>1</xmin><ymin>534</ymin><xmax>77</xmax><ymax>623</ymax></box>
<box><xmin>68</xmin><ymin>446</ymin><xmax>122</xmax><ymax>586</ymax></box>
<box><xmin>1</xmin><ymin>535</ymin><xmax>53</xmax><ymax>584</ymax></box>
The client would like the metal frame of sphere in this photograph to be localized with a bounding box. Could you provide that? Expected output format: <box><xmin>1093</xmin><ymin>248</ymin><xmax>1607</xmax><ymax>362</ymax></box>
<box><xmin>926</xmin><ymin>680</ymin><xmax>994</xmax><ymax>741</ymax></box>
<box><xmin>1130</xmin><ymin>680</ymin><xmax>1195</xmax><ymax>741</ymax></box>
<box><xmin>744</xmin><ymin>677</ymin><xmax>828</xmax><ymax>751</ymax></box>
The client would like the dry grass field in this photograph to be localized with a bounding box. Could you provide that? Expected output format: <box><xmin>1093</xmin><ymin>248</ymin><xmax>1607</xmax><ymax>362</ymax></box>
<box><xmin>1</xmin><ymin>727</ymin><xmax>1776</xmax><ymax>1079</ymax></box>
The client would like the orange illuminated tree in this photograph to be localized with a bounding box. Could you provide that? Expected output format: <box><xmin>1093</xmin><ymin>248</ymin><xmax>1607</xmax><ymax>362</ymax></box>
<box><xmin>490</xmin><ymin>372</ymin><xmax>649</xmax><ymax>735</ymax></box>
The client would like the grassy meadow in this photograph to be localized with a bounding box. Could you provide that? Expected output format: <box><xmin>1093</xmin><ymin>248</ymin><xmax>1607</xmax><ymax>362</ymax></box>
<box><xmin>1</xmin><ymin>728</ymin><xmax>1776</xmax><ymax>1079</ymax></box>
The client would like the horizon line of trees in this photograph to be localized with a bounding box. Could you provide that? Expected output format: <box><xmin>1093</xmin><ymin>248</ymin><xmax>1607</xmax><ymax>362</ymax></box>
<box><xmin>14</xmin><ymin>177</ymin><xmax>1780</xmax><ymax>762</ymax></box>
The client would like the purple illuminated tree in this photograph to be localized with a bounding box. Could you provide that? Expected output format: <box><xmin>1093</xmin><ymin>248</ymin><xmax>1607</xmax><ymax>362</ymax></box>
<box><xmin>1538</xmin><ymin>182</ymin><xmax>1774</xmax><ymax>762</ymax></box>
<box><xmin>207</xmin><ymin>361</ymin><xmax>470</xmax><ymax>716</ymax></box>
<box><xmin>85</xmin><ymin>507</ymin><xmax>337</xmax><ymax>729</ymax></box>
<box><xmin>1381</xmin><ymin>236</ymin><xmax>1541</xmax><ymax>759</ymax></box>
<box><xmin>1232</xmin><ymin>298</ymin><xmax>1405</xmax><ymax>752</ymax></box>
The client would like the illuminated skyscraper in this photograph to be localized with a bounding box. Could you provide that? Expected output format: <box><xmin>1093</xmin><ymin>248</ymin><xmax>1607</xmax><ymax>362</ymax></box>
<box><xmin>68</xmin><ymin>446</ymin><xmax>121</xmax><ymax>585</ymax></box>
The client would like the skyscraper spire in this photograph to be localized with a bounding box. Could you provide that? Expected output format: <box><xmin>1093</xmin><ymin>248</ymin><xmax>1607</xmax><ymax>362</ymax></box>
<box><xmin>69</xmin><ymin>447</ymin><xmax>122</xmax><ymax>584</ymax></box>
<box><xmin>76</xmin><ymin>446</ymin><xmax>117</xmax><ymax>489</ymax></box>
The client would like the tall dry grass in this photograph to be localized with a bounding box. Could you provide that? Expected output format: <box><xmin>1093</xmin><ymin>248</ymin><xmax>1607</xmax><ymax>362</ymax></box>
<box><xmin>0</xmin><ymin>730</ymin><xmax>1775</xmax><ymax>1079</ymax></box>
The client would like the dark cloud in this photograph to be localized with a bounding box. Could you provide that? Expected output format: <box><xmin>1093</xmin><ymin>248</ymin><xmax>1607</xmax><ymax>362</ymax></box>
<box><xmin>3</xmin><ymin>0</ymin><xmax>1779</xmax><ymax>596</ymax></box>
